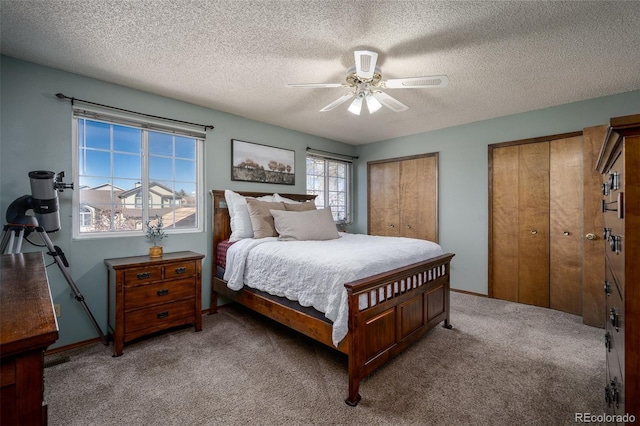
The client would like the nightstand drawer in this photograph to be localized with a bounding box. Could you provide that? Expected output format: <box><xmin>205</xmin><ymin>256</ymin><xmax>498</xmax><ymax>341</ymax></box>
<box><xmin>163</xmin><ymin>261</ymin><xmax>196</xmax><ymax>279</ymax></box>
<box><xmin>124</xmin><ymin>278</ymin><xmax>195</xmax><ymax>310</ymax></box>
<box><xmin>125</xmin><ymin>299</ymin><xmax>195</xmax><ymax>336</ymax></box>
<box><xmin>124</xmin><ymin>266</ymin><xmax>162</xmax><ymax>285</ymax></box>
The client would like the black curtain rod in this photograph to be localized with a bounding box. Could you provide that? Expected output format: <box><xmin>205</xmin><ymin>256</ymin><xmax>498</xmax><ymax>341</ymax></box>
<box><xmin>55</xmin><ymin>93</ymin><xmax>214</xmax><ymax>131</ymax></box>
<box><xmin>306</xmin><ymin>147</ymin><xmax>359</xmax><ymax>160</ymax></box>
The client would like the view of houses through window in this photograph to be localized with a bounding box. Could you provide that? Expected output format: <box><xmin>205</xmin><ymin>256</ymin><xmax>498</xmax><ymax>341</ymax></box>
<box><xmin>74</xmin><ymin>117</ymin><xmax>202</xmax><ymax>237</ymax></box>
<box><xmin>306</xmin><ymin>155</ymin><xmax>350</xmax><ymax>222</ymax></box>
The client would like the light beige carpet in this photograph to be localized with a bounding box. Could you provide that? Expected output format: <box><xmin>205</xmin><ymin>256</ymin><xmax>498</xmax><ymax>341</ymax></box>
<box><xmin>44</xmin><ymin>292</ymin><xmax>605</xmax><ymax>425</ymax></box>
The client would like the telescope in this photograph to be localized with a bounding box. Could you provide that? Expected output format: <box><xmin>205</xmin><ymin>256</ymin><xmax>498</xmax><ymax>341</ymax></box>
<box><xmin>5</xmin><ymin>171</ymin><xmax>73</xmax><ymax>233</ymax></box>
<box><xmin>1</xmin><ymin>170</ymin><xmax>107</xmax><ymax>344</ymax></box>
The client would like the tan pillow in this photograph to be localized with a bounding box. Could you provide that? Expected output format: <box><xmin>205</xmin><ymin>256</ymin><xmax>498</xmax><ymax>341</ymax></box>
<box><xmin>271</xmin><ymin>208</ymin><xmax>339</xmax><ymax>241</ymax></box>
<box><xmin>246</xmin><ymin>199</ymin><xmax>286</xmax><ymax>238</ymax></box>
<box><xmin>284</xmin><ymin>201</ymin><xmax>317</xmax><ymax>212</ymax></box>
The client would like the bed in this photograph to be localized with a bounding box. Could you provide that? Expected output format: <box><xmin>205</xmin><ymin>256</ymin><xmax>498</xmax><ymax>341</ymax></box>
<box><xmin>210</xmin><ymin>189</ymin><xmax>455</xmax><ymax>406</ymax></box>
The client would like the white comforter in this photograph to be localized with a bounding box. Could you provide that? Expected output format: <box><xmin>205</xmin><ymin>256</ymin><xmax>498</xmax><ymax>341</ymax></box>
<box><xmin>224</xmin><ymin>233</ymin><xmax>443</xmax><ymax>346</ymax></box>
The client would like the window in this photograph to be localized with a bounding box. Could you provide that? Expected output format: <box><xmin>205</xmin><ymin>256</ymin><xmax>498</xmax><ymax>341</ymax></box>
<box><xmin>72</xmin><ymin>113</ymin><xmax>204</xmax><ymax>238</ymax></box>
<box><xmin>306</xmin><ymin>155</ymin><xmax>351</xmax><ymax>222</ymax></box>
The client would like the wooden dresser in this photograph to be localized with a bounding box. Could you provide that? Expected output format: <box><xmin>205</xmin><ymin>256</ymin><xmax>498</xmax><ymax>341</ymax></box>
<box><xmin>597</xmin><ymin>113</ymin><xmax>639</xmax><ymax>421</ymax></box>
<box><xmin>105</xmin><ymin>251</ymin><xmax>204</xmax><ymax>356</ymax></box>
<box><xmin>1</xmin><ymin>252</ymin><xmax>59</xmax><ymax>426</ymax></box>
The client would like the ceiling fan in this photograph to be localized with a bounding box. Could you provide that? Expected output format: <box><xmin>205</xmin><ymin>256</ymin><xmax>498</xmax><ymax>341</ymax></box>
<box><xmin>287</xmin><ymin>50</ymin><xmax>448</xmax><ymax>115</ymax></box>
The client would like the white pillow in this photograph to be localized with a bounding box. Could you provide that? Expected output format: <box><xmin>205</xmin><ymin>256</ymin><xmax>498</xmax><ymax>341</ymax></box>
<box><xmin>271</xmin><ymin>208</ymin><xmax>339</xmax><ymax>241</ymax></box>
<box><xmin>273</xmin><ymin>193</ymin><xmax>302</xmax><ymax>204</ymax></box>
<box><xmin>224</xmin><ymin>190</ymin><xmax>274</xmax><ymax>241</ymax></box>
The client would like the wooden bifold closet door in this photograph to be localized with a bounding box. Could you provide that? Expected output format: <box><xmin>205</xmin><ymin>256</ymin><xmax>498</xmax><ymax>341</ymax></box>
<box><xmin>368</xmin><ymin>153</ymin><xmax>438</xmax><ymax>243</ymax></box>
<box><xmin>489</xmin><ymin>130</ymin><xmax>605</xmax><ymax>323</ymax></box>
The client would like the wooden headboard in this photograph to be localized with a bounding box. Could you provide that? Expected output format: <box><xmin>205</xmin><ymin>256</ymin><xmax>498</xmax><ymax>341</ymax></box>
<box><xmin>210</xmin><ymin>189</ymin><xmax>317</xmax><ymax>259</ymax></box>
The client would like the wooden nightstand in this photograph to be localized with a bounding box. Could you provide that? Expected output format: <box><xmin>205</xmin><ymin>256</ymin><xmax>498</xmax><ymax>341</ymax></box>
<box><xmin>105</xmin><ymin>251</ymin><xmax>204</xmax><ymax>356</ymax></box>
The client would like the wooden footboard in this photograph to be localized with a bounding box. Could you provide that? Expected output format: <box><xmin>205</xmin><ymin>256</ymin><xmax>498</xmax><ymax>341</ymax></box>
<box><xmin>343</xmin><ymin>252</ymin><xmax>454</xmax><ymax>405</ymax></box>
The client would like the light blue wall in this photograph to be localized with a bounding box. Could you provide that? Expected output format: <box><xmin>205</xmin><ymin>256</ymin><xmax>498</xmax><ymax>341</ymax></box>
<box><xmin>352</xmin><ymin>90</ymin><xmax>640</xmax><ymax>295</ymax></box>
<box><xmin>0</xmin><ymin>56</ymin><xmax>354</xmax><ymax>348</ymax></box>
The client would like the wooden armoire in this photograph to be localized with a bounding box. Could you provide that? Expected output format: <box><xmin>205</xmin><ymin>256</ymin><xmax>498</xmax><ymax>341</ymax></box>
<box><xmin>489</xmin><ymin>128</ymin><xmax>606</xmax><ymax>326</ymax></box>
<box><xmin>368</xmin><ymin>153</ymin><xmax>438</xmax><ymax>242</ymax></box>
<box><xmin>597</xmin><ymin>113</ymin><xmax>639</xmax><ymax>420</ymax></box>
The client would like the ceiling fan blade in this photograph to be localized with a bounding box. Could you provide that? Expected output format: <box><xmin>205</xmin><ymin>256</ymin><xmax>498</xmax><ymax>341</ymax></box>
<box><xmin>287</xmin><ymin>83</ymin><xmax>346</xmax><ymax>88</ymax></box>
<box><xmin>320</xmin><ymin>93</ymin><xmax>354</xmax><ymax>112</ymax></box>
<box><xmin>372</xmin><ymin>91</ymin><xmax>409</xmax><ymax>112</ymax></box>
<box><xmin>354</xmin><ymin>50</ymin><xmax>378</xmax><ymax>80</ymax></box>
<box><xmin>383</xmin><ymin>75</ymin><xmax>449</xmax><ymax>89</ymax></box>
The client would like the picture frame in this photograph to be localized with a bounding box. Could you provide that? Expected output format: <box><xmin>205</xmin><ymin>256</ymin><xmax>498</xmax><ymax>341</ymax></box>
<box><xmin>231</xmin><ymin>139</ymin><xmax>295</xmax><ymax>185</ymax></box>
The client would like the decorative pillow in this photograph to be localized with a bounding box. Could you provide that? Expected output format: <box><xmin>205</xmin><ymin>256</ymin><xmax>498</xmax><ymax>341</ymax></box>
<box><xmin>225</xmin><ymin>190</ymin><xmax>274</xmax><ymax>241</ymax></box>
<box><xmin>273</xmin><ymin>193</ymin><xmax>303</xmax><ymax>204</ymax></box>
<box><xmin>284</xmin><ymin>201</ymin><xmax>316</xmax><ymax>212</ymax></box>
<box><xmin>246</xmin><ymin>199</ymin><xmax>286</xmax><ymax>238</ymax></box>
<box><xmin>271</xmin><ymin>208</ymin><xmax>339</xmax><ymax>241</ymax></box>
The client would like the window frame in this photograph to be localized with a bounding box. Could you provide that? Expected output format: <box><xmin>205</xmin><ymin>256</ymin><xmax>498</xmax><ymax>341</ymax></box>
<box><xmin>306</xmin><ymin>154</ymin><xmax>353</xmax><ymax>224</ymax></box>
<box><xmin>71</xmin><ymin>108</ymin><xmax>205</xmax><ymax>240</ymax></box>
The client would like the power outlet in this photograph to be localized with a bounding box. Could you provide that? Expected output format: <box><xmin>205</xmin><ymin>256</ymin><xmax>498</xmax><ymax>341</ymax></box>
<box><xmin>54</xmin><ymin>304</ymin><xmax>61</xmax><ymax>318</ymax></box>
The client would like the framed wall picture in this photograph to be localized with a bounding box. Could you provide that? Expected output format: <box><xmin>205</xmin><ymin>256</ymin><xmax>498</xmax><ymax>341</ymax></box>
<box><xmin>231</xmin><ymin>139</ymin><xmax>295</xmax><ymax>185</ymax></box>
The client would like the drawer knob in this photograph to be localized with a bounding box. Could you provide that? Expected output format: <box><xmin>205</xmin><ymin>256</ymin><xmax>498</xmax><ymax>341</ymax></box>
<box><xmin>563</xmin><ymin>231</ymin><xmax>570</xmax><ymax>236</ymax></box>
<box><xmin>605</xmin><ymin>379</ymin><xmax>620</xmax><ymax>409</ymax></box>
<box><xmin>530</xmin><ymin>230</ymin><xmax>537</xmax><ymax>235</ymax></box>
<box><xmin>586</xmin><ymin>233</ymin><xmax>596</xmax><ymax>240</ymax></box>
<box><xmin>157</xmin><ymin>311</ymin><xmax>169</xmax><ymax>319</ymax></box>
<box><xmin>609</xmin><ymin>235</ymin><xmax>621</xmax><ymax>254</ymax></box>
<box><xmin>137</xmin><ymin>272</ymin><xmax>151</xmax><ymax>280</ymax></box>
<box><xmin>175</xmin><ymin>267</ymin><xmax>187</xmax><ymax>274</ymax></box>
<box><xmin>609</xmin><ymin>172</ymin><xmax>620</xmax><ymax>191</ymax></box>
<box><xmin>157</xmin><ymin>289</ymin><xmax>169</xmax><ymax>297</ymax></box>
<box><xmin>610</xmin><ymin>308</ymin><xmax>619</xmax><ymax>331</ymax></box>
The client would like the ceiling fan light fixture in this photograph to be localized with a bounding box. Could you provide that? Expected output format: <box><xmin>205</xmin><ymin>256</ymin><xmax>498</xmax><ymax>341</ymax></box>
<box><xmin>347</xmin><ymin>97</ymin><xmax>363</xmax><ymax>115</ymax></box>
<box><xmin>365</xmin><ymin>93</ymin><xmax>382</xmax><ymax>114</ymax></box>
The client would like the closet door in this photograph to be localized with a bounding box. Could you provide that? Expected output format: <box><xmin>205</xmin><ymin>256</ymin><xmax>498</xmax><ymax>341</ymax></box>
<box><xmin>581</xmin><ymin>125</ymin><xmax>607</xmax><ymax>327</ymax></box>
<box><xmin>399</xmin><ymin>155</ymin><xmax>438</xmax><ymax>241</ymax></box>
<box><xmin>517</xmin><ymin>142</ymin><xmax>550</xmax><ymax>307</ymax></box>
<box><xmin>490</xmin><ymin>145</ymin><xmax>520</xmax><ymax>302</ymax></box>
<box><xmin>491</xmin><ymin>142</ymin><xmax>550</xmax><ymax>307</ymax></box>
<box><xmin>549</xmin><ymin>136</ymin><xmax>584</xmax><ymax>315</ymax></box>
<box><xmin>368</xmin><ymin>161</ymin><xmax>400</xmax><ymax>236</ymax></box>
<box><xmin>368</xmin><ymin>153</ymin><xmax>438</xmax><ymax>241</ymax></box>
<box><xmin>490</xmin><ymin>133</ymin><xmax>586</xmax><ymax>313</ymax></box>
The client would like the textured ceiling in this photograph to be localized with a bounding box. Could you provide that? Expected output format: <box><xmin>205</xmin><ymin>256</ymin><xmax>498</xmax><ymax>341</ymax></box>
<box><xmin>2</xmin><ymin>1</ymin><xmax>640</xmax><ymax>145</ymax></box>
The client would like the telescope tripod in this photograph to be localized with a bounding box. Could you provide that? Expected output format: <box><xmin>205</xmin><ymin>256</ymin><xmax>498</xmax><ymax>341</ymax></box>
<box><xmin>1</xmin><ymin>224</ymin><xmax>108</xmax><ymax>345</ymax></box>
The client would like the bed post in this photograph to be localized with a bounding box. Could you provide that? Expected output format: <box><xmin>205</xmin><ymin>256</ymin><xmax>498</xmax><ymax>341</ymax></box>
<box><xmin>443</xmin><ymin>261</ymin><xmax>453</xmax><ymax>329</ymax></box>
<box><xmin>346</xmin><ymin>287</ymin><xmax>362</xmax><ymax>406</ymax></box>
